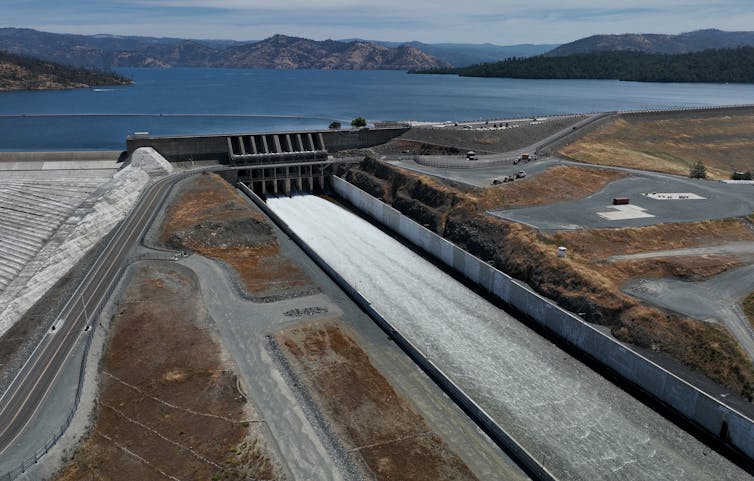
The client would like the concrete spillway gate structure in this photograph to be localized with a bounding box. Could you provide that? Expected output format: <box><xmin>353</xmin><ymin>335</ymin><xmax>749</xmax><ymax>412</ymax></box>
<box><xmin>226</xmin><ymin>131</ymin><xmax>334</xmax><ymax>195</ymax></box>
<box><xmin>226</xmin><ymin>132</ymin><xmax>328</xmax><ymax>164</ymax></box>
<box><xmin>235</xmin><ymin>161</ymin><xmax>332</xmax><ymax>196</ymax></box>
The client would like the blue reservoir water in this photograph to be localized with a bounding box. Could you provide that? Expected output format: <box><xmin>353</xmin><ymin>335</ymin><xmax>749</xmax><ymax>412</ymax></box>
<box><xmin>2</xmin><ymin>68</ymin><xmax>754</xmax><ymax>151</ymax></box>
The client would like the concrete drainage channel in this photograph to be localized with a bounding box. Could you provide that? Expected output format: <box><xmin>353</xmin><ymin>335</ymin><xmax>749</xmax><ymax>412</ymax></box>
<box><xmin>326</xmin><ymin>177</ymin><xmax>754</xmax><ymax>467</ymax></box>
<box><xmin>237</xmin><ymin>182</ymin><xmax>559</xmax><ymax>481</ymax></box>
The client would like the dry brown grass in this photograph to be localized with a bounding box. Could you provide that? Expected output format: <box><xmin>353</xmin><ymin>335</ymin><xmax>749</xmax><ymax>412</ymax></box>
<box><xmin>198</xmin><ymin>244</ymin><xmax>312</xmax><ymax>296</ymax></box>
<box><xmin>160</xmin><ymin>172</ymin><xmax>266</xmax><ymax>239</ymax></box>
<box><xmin>55</xmin><ymin>264</ymin><xmax>282</xmax><ymax>481</ymax></box>
<box><xmin>600</xmin><ymin>256</ymin><xmax>741</xmax><ymax>284</ymax></box>
<box><xmin>278</xmin><ymin>322</ymin><xmax>477</xmax><ymax>481</ymax></box>
<box><xmin>561</xmin><ymin>115</ymin><xmax>754</xmax><ymax>179</ymax></box>
<box><xmin>161</xmin><ymin>172</ymin><xmax>313</xmax><ymax>298</ymax></box>
<box><xmin>547</xmin><ymin>218</ymin><xmax>754</xmax><ymax>261</ymax></box>
<box><xmin>469</xmin><ymin>165</ymin><xmax>625</xmax><ymax>210</ymax></box>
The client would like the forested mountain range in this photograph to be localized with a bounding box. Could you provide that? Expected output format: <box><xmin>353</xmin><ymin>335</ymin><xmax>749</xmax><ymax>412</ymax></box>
<box><xmin>546</xmin><ymin>29</ymin><xmax>754</xmax><ymax>56</ymax></box>
<box><xmin>416</xmin><ymin>47</ymin><xmax>754</xmax><ymax>83</ymax></box>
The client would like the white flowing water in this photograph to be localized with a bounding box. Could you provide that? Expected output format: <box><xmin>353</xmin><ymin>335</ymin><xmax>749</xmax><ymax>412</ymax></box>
<box><xmin>267</xmin><ymin>194</ymin><xmax>750</xmax><ymax>481</ymax></box>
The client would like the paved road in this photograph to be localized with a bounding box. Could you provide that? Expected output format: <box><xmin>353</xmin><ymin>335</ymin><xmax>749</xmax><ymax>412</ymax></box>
<box><xmin>0</xmin><ymin>171</ymin><xmax>186</xmax><ymax>457</ymax></box>
<box><xmin>624</xmin><ymin>265</ymin><xmax>754</xmax><ymax>362</ymax></box>
<box><xmin>406</xmin><ymin>112</ymin><xmax>611</xmax><ymax>169</ymax></box>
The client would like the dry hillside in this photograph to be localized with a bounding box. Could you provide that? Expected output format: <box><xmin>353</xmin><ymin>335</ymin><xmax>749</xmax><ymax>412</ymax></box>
<box><xmin>560</xmin><ymin>111</ymin><xmax>754</xmax><ymax>179</ymax></box>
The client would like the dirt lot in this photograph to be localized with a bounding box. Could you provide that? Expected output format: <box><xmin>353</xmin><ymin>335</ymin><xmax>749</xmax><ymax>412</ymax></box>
<box><xmin>55</xmin><ymin>263</ymin><xmax>284</xmax><ymax>481</ymax></box>
<box><xmin>560</xmin><ymin>110</ymin><xmax>754</xmax><ymax>179</ymax></box>
<box><xmin>339</xmin><ymin>157</ymin><xmax>754</xmax><ymax>400</ymax></box>
<box><xmin>277</xmin><ymin>321</ymin><xmax>477</xmax><ymax>481</ymax></box>
<box><xmin>161</xmin><ymin>172</ymin><xmax>313</xmax><ymax>300</ymax></box>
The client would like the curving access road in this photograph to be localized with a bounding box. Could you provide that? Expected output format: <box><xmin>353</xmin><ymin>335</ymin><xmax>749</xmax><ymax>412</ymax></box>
<box><xmin>0</xmin><ymin>171</ymin><xmax>189</xmax><ymax>458</ymax></box>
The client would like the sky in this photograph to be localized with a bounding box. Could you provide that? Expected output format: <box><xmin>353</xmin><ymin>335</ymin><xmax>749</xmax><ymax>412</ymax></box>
<box><xmin>3</xmin><ymin>0</ymin><xmax>754</xmax><ymax>45</ymax></box>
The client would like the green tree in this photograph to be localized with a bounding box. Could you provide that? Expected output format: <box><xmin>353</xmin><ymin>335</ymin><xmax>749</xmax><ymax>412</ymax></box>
<box><xmin>351</xmin><ymin>117</ymin><xmax>367</xmax><ymax>128</ymax></box>
<box><xmin>689</xmin><ymin>160</ymin><xmax>707</xmax><ymax>179</ymax></box>
<box><xmin>328</xmin><ymin>121</ymin><xmax>342</xmax><ymax>130</ymax></box>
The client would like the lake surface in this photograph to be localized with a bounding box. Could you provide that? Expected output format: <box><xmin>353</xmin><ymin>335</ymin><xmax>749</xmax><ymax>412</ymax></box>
<box><xmin>2</xmin><ymin>68</ymin><xmax>754</xmax><ymax>151</ymax></box>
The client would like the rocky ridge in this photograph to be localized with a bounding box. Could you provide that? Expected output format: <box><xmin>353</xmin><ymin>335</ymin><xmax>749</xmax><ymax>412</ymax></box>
<box><xmin>0</xmin><ymin>29</ymin><xmax>449</xmax><ymax>71</ymax></box>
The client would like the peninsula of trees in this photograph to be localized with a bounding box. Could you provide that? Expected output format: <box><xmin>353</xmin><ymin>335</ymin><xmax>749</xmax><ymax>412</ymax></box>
<box><xmin>414</xmin><ymin>47</ymin><xmax>754</xmax><ymax>83</ymax></box>
<box><xmin>0</xmin><ymin>50</ymin><xmax>131</xmax><ymax>91</ymax></box>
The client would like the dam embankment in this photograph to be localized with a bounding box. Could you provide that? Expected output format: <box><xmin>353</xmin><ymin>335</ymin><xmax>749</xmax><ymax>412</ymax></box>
<box><xmin>252</xmin><ymin>187</ymin><xmax>751</xmax><ymax>481</ymax></box>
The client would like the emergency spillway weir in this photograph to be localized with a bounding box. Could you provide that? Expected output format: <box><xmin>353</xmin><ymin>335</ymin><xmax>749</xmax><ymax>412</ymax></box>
<box><xmin>266</xmin><ymin>194</ymin><xmax>750</xmax><ymax>481</ymax></box>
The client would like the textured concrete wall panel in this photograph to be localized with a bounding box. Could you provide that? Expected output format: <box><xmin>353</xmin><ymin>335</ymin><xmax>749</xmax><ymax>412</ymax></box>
<box><xmin>463</xmin><ymin>253</ymin><xmax>481</xmax><ymax>284</ymax></box>
<box><xmin>492</xmin><ymin>271</ymin><xmax>511</xmax><ymax>302</ymax></box>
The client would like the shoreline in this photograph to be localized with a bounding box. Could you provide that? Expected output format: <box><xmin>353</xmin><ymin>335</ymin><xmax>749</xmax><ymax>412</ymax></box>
<box><xmin>3</xmin><ymin>103</ymin><xmax>754</xmax><ymax>154</ymax></box>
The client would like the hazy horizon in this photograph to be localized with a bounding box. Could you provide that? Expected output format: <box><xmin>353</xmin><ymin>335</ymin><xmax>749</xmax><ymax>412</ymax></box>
<box><xmin>4</xmin><ymin>1</ymin><xmax>754</xmax><ymax>45</ymax></box>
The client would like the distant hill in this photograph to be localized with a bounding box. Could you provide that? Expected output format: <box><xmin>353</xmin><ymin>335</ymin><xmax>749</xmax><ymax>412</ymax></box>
<box><xmin>416</xmin><ymin>47</ymin><xmax>754</xmax><ymax>84</ymax></box>
<box><xmin>0</xmin><ymin>28</ymin><xmax>448</xmax><ymax>71</ymax></box>
<box><xmin>220</xmin><ymin>35</ymin><xmax>450</xmax><ymax>70</ymax></box>
<box><xmin>342</xmin><ymin>39</ymin><xmax>557</xmax><ymax>66</ymax></box>
<box><xmin>0</xmin><ymin>28</ymin><xmax>195</xmax><ymax>69</ymax></box>
<box><xmin>0</xmin><ymin>50</ymin><xmax>131</xmax><ymax>91</ymax></box>
<box><xmin>546</xmin><ymin>29</ymin><xmax>754</xmax><ymax>56</ymax></box>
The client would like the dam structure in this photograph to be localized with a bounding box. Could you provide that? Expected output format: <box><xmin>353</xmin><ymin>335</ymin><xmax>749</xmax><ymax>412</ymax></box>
<box><xmin>127</xmin><ymin>126</ymin><xmax>408</xmax><ymax>195</ymax></box>
<box><xmin>266</xmin><ymin>194</ymin><xmax>751</xmax><ymax>481</ymax></box>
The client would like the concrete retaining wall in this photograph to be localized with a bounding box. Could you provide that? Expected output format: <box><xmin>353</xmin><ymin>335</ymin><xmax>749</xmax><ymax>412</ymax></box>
<box><xmin>237</xmin><ymin>182</ymin><xmax>558</xmax><ymax>481</ymax></box>
<box><xmin>331</xmin><ymin>175</ymin><xmax>754</xmax><ymax>462</ymax></box>
<box><xmin>127</xmin><ymin>128</ymin><xmax>408</xmax><ymax>162</ymax></box>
